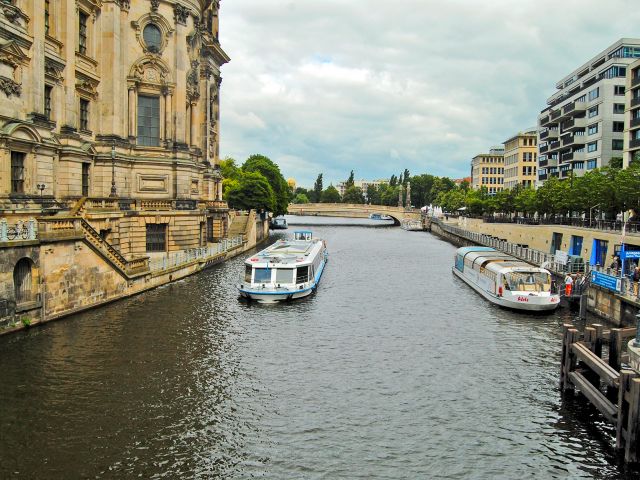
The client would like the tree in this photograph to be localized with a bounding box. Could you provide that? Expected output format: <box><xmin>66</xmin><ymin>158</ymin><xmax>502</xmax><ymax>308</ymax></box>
<box><xmin>292</xmin><ymin>193</ymin><xmax>310</xmax><ymax>204</ymax></box>
<box><xmin>389</xmin><ymin>174</ymin><xmax>398</xmax><ymax>187</ymax></box>
<box><xmin>321</xmin><ymin>185</ymin><xmax>341</xmax><ymax>203</ymax></box>
<box><xmin>381</xmin><ymin>185</ymin><xmax>399</xmax><ymax>206</ymax></box>
<box><xmin>220</xmin><ymin>157</ymin><xmax>241</xmax><ymax>180</ymax></box>
<box><xmin>366</xmin><ymin>184</ymin><xmax>381</xmax><ymax>205</ymax></box>
<box><xmin>403</xmin><ymin>168</ymin><xmax>410</xmax><ymax>185</ymax></box>
<box><xmin>226</xmin><ymin>171</ymin><xmax>276</xmax><ymax>212</ymax></box>
<box><xmin>312</xmin><ymin>173</ymin><xmax>323</xmax><ymax>203</ymax></box>
<box><xmin>242</xmin><ymin>154</ymin><xmax>289</xmax><ymax>216</ymax></box>
<box><xmin>342</xmin><ymin>186</ymin><xmax>365</xmax><ymax>204</ymax></box>
<box><xmin>346</xmin><ymin>170</ymin><xmax>355</xmax><ymax>188</ymax></box>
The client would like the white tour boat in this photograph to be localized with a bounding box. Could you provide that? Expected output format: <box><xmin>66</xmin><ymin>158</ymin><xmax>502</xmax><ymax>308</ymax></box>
<box><xmin>237</xmin><ymin>230</ymin><xmax>328</xmax><ymax>303</ymax></box>
<box><xmin>452</xmin><ymin>246</ymin><xmax>560</xmax><ymax>311</ymax></box>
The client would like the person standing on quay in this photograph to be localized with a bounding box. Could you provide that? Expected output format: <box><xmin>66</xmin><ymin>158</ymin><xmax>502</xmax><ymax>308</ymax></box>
<box><xmin>564</xmin><ymin>273</ymin><xmax>574</xmax><ymax>296</ymax></box>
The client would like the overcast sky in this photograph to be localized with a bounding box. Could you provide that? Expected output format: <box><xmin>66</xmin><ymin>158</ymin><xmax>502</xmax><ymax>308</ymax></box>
<box><xmin>218</xmin><ymin>0</ymin><xmax>640</xmax><ymax>188</ymax></box>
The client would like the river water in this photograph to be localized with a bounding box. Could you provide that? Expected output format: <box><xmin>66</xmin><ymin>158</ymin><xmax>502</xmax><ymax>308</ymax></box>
<box><xmin>0</xmin><ymin>217</ymin><xmax>638</xmax><ymax>479</ymax></box>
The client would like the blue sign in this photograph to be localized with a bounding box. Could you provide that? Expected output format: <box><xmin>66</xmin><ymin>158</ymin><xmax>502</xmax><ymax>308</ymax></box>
<box><xmin>591</xmin><ymin>271</ymin><xmax>621</xmax><ymax>292</ymax></box>
<box><xmin>621</xmin><ymin>250</ymin><xmax>640</xmax><ymax>260</ymax></box>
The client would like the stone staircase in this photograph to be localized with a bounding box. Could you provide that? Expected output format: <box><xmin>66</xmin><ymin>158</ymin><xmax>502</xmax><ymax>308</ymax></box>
<box><xmin>228</xmin><ymin>211</ymin><xmax>251</xmax><ymax>238</ymax></box>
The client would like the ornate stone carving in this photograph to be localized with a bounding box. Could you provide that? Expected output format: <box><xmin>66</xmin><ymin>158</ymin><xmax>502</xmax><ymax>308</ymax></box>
<box><xmin>76</xmin><ymin>74</ymin><xmax>99</xmax><ymax>99</ymax></box>
<box><xmin>174</xmin><ymin>4</ymin><xmax>190</xmax><ymax>26</ymax></box>
<box><xmin>150</xmin><ymin>0</ymin><xmax>159</xmax><ymax>12</ymax></box>
<box><xmin>45</xmin><ymin>60</ymin><xmax>65</xmax><ymax>84</ymax></box>
<box><xmin>0</xmin><ymin>76</ymin><xmax>21</xmax><ymax>97</ymax></box>
<box><xmin>1</xmin><ymin>2</ymin><xmax>29</xmax><ymax>27</ymax></box>
<box><xmin>186</xmin><ymin>60</ymin><xmax>200</xmax><ymax>102</ymax></box>
<box><xmin>118</xmin><ymin>0</ymin><xmax>130</xmax><ymax>12</ymax></box>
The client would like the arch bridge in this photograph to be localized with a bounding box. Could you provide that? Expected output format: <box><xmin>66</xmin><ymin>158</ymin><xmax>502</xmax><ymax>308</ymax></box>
<box><xmin>286</xmin><ymin>203</ymin><xmax>421</xmax><ymax>226</ymax></box>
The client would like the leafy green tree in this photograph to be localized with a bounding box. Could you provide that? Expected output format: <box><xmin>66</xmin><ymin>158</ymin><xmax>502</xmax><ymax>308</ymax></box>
<box><xmin>366</xmin><ymin>184</ymin><xmax>381</xmax><ymax>205</ymax></box>
<box><xmin>292</xmin><ymin>193</ymin><xmax>310</xmax><ymax>204</ymax></box>
<box><xmin>342</xmin><ymin>186</ymin><xmax>365</xmax><ymax>204</ymax></box>
<box><xmin>403</xmin><ymin>168</ymin><xmax>410</xmax><ymax>185</ymax></box>
<box><xmin>381</xmin><ymin>185</ymin><xmax>400</xmax><ymax>206</ymax></box>
<box><xmin>226</xmin><ymin>171</ymin><xmax>276</xmax><ymax>212</ymax></box>
<box><xmin>312</xmin><ymin>173</ymin><xmax>323</xmax><ymax>203</ymax></box>
<box><xmin>242</xmin><ymin>154</ymin><xmax>289</xmax><ymax>216</ymax></box>
<box><xmin>220</xmin><ymin>157</ymin><xmax>241</xmax><ymax>180</ymax></box>
<box><xmin>346</xmin><ymin>170</ymin><xmax>355</xmax><ymax>188</ymax></box>
<box><xmin>409</xmin><ymin>174</ymin><xmax>435</xmax><ymax>207</ymax></box>
<box><xmin>610</xmin><ymin>157</ymin><xmax>623</xmax><ymax>169</ymax></box>
<box><xmin>321</xmin><ymin>185</ymin><xmax>341</xmax><ymax>203</ymax></box>
<box><xmin>389</xmin><ymin>174</ymin><xmax>397</xmax><ymax>187</ymax></box>
<box><xmin>514</xmin><ymin>187</ymin><xmax>537</xmax><ymax>216</ymax></box>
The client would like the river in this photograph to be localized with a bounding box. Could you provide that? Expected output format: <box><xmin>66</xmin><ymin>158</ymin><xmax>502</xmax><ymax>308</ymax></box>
<box><xmin>0</xmin><ymin>216</ymin><xmax>637</xmax><ymax>479</ymax></box>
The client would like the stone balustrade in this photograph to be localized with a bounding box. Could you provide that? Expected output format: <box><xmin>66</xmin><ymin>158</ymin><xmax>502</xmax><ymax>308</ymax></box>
<box><xmin>0</xmin><ymin>218</ymin><xmax>38</xmax><ymax>243</ymax></box>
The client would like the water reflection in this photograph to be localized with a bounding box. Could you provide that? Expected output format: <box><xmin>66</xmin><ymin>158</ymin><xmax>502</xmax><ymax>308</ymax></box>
<box><xmin>0</xmin><ymin>218</ymin><xmax>637</xmax><ymax>478</ymax></box>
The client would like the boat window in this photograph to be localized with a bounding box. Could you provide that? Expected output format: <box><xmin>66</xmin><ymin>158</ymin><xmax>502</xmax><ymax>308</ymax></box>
<box><xmin>505</xmin><ymin>272</ymin><xmax>551</xmax><ymax>292</ymax></box>
<box><xmin>254</xmin><ymin>268</ymin><xmax>272</xmax><ymax>283</ymax></box>
<box><xmin>275</xmin><ymin>268</ymin><xmax>294</xmax><ymax>284</ymax></box>
<box><xmin>296</xmin><ymin>266</ymin><xmax>309</xmax><ymax>283</ymax></box>
<box><xmin>245</xmin><ymin>265</ymin><xmax>252</xmax><ymax>282</ymax></box>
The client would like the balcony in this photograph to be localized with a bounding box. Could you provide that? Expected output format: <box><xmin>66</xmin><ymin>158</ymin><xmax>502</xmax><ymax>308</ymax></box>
<box><xmin>541</xmin><ymin>129</ymin><xmax>559</xmax><ymax>140</ymax></box>
<box><xmin>563</xmin><ymin>101</ymin><xmax>586</xmax><ymax>116</ymax></box>
<box><xmin>560</xmin><ymin>169</ymin><xmax>572</xmax><ymax>178</ymax></box>
<box><xmin>631</xmin><ymin>117</ymin><xmax>640</xmax><ymax>129</ymax></box>
<box><xmin>540</xmin><ymin>115</ymin><xmax>550</xmax><ymax>126</ymax></box>
<box><xmin>632</xmin><ymin>96</ymin><xmax>640</xmax><ymax>108</ymax></box>
<box><xmin>539</xmin><ymin>155</ymin><xmax>558</xmax><ymax>168</ymax></box>
<box><xmin>633</xmin><ymin>75</ymin><xmax>640</xmax><ymax>88</ymax></box>
<box><xmin>561</xmin><ymin>117</ymin><xmax>586</xmax><ymax>132</ymax></box>
<box><xmin>538</xmin><ymin>173</ymin><xmax>548</xmax><ymax>181</ymax></box>
<box><xmin>549</xmin><ymin>140</ymin><xmax>561</xmax><ymax>150</ymax></box>
<box><xmin>550</xmin><ymin>110</ymin><xmax>562</xmax><ymax>120</ymax></box>
<box><xmin>630</xmin><ymin>138</ymin><xmax>640</xmax><ymax>149</ymax></box>
<box><xmin>550</xmin><ymin>171</ymin><xmax>559</xmax><ymax>178</ymax></box>
<box><xmin>561</xmin><ymin>134</ymin><xmax>585</xmax><ymax>147</ymax></box>
<box><xmin>539</xmin><ymin>144</ymin><xmax>549</xmax><ymax>153</ymax></box>
<box><xmin>561</xmin><ymin>151</ymin><xmax>585</xmax><ymax>162</ymax></box>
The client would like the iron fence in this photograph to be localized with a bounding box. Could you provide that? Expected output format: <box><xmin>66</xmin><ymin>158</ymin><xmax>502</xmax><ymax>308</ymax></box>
<box><xmin>148</xmin><ymin>236</ymin><xmax>243</xmax><ymax>272</ymax></box>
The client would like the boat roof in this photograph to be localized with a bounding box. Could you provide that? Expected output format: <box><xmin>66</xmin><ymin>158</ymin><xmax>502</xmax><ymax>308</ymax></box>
<box><xmin>294</xmin><ymin>230</ymin><xmax>313</xmax><ymax>234</ymax></box>
<box><xmin>456</xmin><ymin>246</ymin><xmax>497</xmax><ymax>255</ymax></box>
<box><xmin>246</xmin><ymin>237</ymin><xmax>322</xmax><ymax>265</ymax></box>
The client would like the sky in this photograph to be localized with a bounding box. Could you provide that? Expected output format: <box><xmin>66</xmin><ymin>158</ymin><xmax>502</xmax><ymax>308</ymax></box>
<box><xmin>219</xmin><ymin>0</ymin><xmax>640</xmax><ymax>188</ymax></box>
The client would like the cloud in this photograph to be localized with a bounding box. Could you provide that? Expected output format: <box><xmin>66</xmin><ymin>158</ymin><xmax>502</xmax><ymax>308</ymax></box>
<box><xmin>219</xmin><ymin>0</ymin><xmax>640</xmax><ymax>187</ymax></box>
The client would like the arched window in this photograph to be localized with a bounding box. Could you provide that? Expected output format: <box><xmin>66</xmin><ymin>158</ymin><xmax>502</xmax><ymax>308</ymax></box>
<box><xmin>14</xmin><ymin>258</ymin><xmax>34</xmax><ymax>304</ymax></box>
<box><xmin>143</xmin><ymin>24</ymin><xmax>162</xmax><ymax>52</ymax></box>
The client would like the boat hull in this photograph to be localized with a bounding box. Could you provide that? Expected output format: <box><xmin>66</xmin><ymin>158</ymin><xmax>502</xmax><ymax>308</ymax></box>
<box><xmin>452</xmin><ymin>267</ymin><xmax>559</xmax><ymax>312</ymax></box>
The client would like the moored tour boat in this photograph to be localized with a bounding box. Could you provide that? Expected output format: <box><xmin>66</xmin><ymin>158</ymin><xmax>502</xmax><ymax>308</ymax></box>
<box><xmin>236</xmin><ymin>230</ymin><xmax>328</xmax><ymax>303</ymax></box>
<box><xmin>369</xmin><ymin>213</ymin><xmax>392</xmax><ymax>220</ymax></box>
<box><xmin>452</xmin><ymin>246</ymin><xmax>560</xmax><ymax>311</ymax></box>
<box><xmin>269</xmin><ymin>216</ymin><xmax>288</xmax><ymax>229</ymax></box>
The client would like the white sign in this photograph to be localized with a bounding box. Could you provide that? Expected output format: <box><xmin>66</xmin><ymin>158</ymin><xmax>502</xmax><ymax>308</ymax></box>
<box><xmin>555</xmin><ymin>250</ymin><xmax>569</xmax><ymax>266</ymax></box>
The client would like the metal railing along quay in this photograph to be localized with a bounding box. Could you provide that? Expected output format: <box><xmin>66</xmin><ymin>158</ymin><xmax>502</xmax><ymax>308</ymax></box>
<box><xmin>148</xmin><ymin>236</ymin><xmax>244</xmax><ymax>272</ymax></box>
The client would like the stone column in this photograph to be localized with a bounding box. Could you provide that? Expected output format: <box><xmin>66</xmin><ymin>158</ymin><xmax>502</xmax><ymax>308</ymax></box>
<box><xmin>128</xmin><ymin>86</ymin><xmax>136</xmax><ymax>139</ymax></box>
<box><xmin>190</xmin><ymin>103</ymin><xmax>197</xmax><ymax>147</ymax></box>
<box><xmin>30</xmin><ymin>0</ymin><xmax>46</xmax><ymax>115</ymax></box>
<box><xmin>172</xmin><ymin>13</ymin><xmax>187</xmax><ymax>146</ymax></box>
<box><xmin>98</xmin><ymin>1</ymin><xmax>122</xmax><ymax>135</ymax></box>
<box><xmin>61</xmin><ymin>0</ymin><xmax>77</xmax><ymax>128</ymax></box>
<box><xmin>164</xmin><ymin>89</ymin><xmax>172</xmax><ymax>144</ymax></box>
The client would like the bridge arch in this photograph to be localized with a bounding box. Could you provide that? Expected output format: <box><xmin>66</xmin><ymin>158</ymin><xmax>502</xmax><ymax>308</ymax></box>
<box><xmin>286</xmin><ymin>203</ymin><xmax>419</xmax><ymax>226</ymax></box>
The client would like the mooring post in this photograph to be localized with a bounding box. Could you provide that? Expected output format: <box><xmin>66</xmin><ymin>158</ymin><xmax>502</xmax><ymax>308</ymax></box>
<box><xmin>617</xmin><ymin>369</ymin><xmax>639</xmax><ymax>450</ymax></box>
<box><xmin>610</xmin><ymin>329</ymin><xmax>624</xmax><ymax>372</ymax></box>
<box><xmin>625</xmin><ymin>378</ymin><xmax>640</xmax><ymax>463</ymax></box>
<box><xmin>593</xmin><ymin>324</ymin><xmax>604</xmax><ymax>358</ymax></box>
<box><xmin>561</xmin><ymin>325</ymin><xmax>580</xmax><ymax>393</ymax></box>
<box><xmin>579</xmin><ymin>292</ymin><xmax>588</xmax><ymax>320</ymax></box>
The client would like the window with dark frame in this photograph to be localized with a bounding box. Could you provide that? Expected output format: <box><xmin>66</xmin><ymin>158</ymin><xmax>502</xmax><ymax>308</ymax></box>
<box><xmin>45</xmin><ymin>0</ymin><xmax>51</xmax><ymax>36</ymax></box>
<box><xmin>146</xmin><ymin>223</ymin><xmax>167</xmax><ymax>252</ymax></box>
<box><xmin>10</xmin><ymin>151</ymin><xmax>25</xmax><ymax>194</ymax></box>
<box><xmin>143</xmin><ymin>24</ymin><xmax>162</xmax><ymax>52</ymax></box>
<box><xmin>78</xmin><ymin>10</ymin><xmax>88</xmax><ymax>54</ymax></box>
<box><xmin>44</xmin><ymin>85</ymin><xmax>52</xmax><ymax>119</ymax></box>
<box><xmin>80</xmin><ymin>98</ymin><xmax>89</xmax><ymax>131</ymax></box>
<box><xmin>82</xmin><ymin>163</ymin><xmax>90</xmax><ymax>196</ymax></box>
<box><xmin>137</xmin><ymin>95</ymin><xmax>160</xmax><ymax>146</ymax></box>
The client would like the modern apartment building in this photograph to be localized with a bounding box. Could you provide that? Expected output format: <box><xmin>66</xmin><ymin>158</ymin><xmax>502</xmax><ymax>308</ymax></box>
<box><xmin>470</xmin><ymin>147</ymin><xmax>505</xmax><ymax>194</ymax></box>
<box><xmin>537</xmin><ymin>39</ymin><xmax>640</xmax><ymax>183</ymax></box>
<box><xmin>503</xmin><ymin>129</ymin><xmax>537</xmax><ymax>190</ymax></box>
<box><xmin>624</xmin><ymin>58</ymin><xmax>640</xmax><ymax>167</ymax></box>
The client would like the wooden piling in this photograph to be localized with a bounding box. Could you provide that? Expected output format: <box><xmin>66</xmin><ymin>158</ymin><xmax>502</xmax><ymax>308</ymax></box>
<box><xmin>561</xmin><ymin>325</ymin><xmax>580</xmax><ymax>393</ymax></box>
<box><xmin>593</xmin><ymin>324</ymin><xmax>604</xmax><ymax>358</ymax></box>
<box><xmin>610</xmin><ymin>328</ymin><xmax>624</xmax><ymax>372</ymax></box>
<box><xmin>625</xmin><ymin>378</ymin><xmax>640</xmax><ymax>463</ymax></box>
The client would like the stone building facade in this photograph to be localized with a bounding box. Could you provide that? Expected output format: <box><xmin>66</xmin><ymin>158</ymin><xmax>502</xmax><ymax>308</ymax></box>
<box><xmin>0</xmin><ymin>0</ymin><xmax>235</xmax><ymax>327</ymax></box>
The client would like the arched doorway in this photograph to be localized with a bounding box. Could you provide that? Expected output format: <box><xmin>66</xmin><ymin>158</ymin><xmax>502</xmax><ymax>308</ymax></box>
<box><xmin>13</xmin><ymin>257</ymin><xmax>34</xmax><ymax>304</ymax></box>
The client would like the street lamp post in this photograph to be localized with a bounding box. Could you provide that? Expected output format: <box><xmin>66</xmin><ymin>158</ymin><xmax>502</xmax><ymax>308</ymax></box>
<box><xmin>109</xmin><ymin>141</ymin><xmax>117</xmax><ymax>198</ymax></box>
<box><xmin>37</xmin><ymin>183</ymin><xmax>46</xmax><ymax>213</ymax></box>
